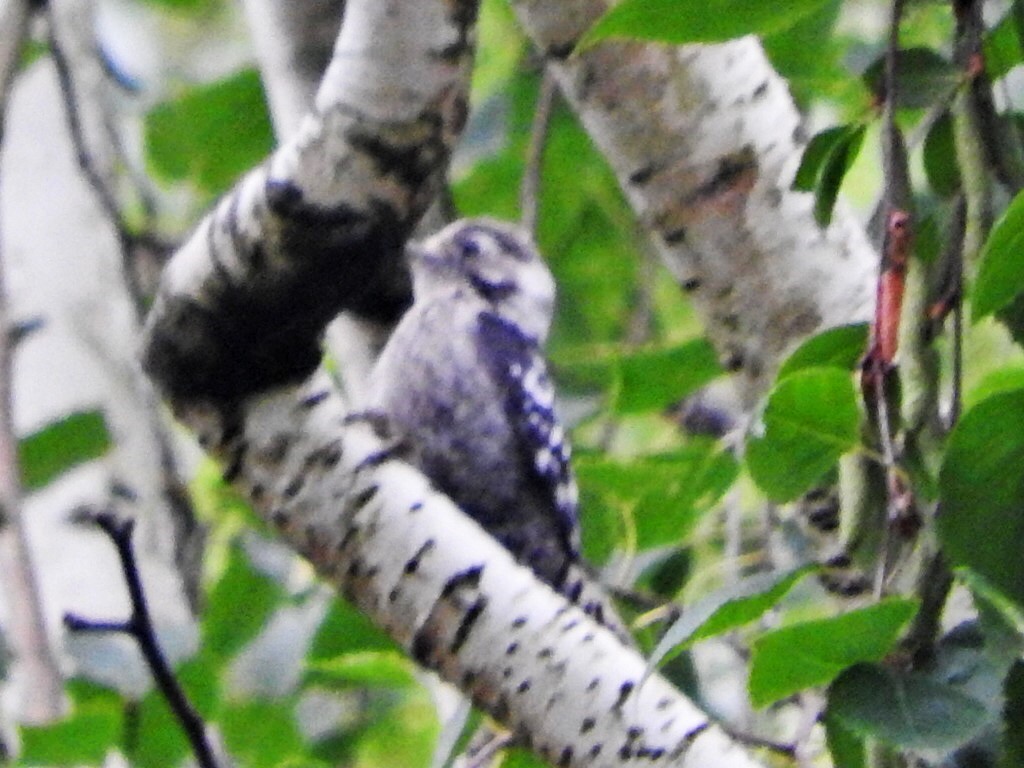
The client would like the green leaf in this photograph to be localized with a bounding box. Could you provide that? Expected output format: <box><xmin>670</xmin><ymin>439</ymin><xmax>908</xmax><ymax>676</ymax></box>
<box><xmin>923</xmin><ymin>112</ymin><xmax>961</xmax><ymax>197</ymax></box>
<box><xmin>580</xmin><ymin>0</ymin><xmax>833</xmax><ymax>48</ymax></box>
<box><xmin>454</xmin><ymin>150</ymin><xmax>526</xmax><ymax>222</ymax></box>
<box><xmin>455</xmin><ymin>72</ymin><xmax>536</xmax><ymax>219</ymax></box>
<box><xmin>642</xmin><ymin>548</ymin><xmax>692</xmax><ymax>598</ymax></box>
<box><xmin>748</xmin><ymin>598</ymin><xmax>917</xmax><ymax>707</ymax></box>
<box><xmin>133</xmin><ymin>655</ymin><xmax>219</xmax><ymax>768</ymax></box>
<box><xmin>221</xmin><ymin>700</ymin><xmax>304</xmax><ymax>768</ymax></box>
<box><xmin>201</xmin><ymin>544</ymin><xmax>282</xmax><ymax>663</ymax></box>
<box><xmin>825</xmin><ymin>713</ymin><xmax>866</xmax><ymax>768</ymax></box>
<box><xmin>860</xmin><ymin>48</ymin><xmax>956</xmax><ymax>109</ymax></box>
<box><xmin>812</xmin><ymin>123</ymin><xmax>866</xmax><ymax>227</ymax></box>
<box><xmin>746</xmin><ymin>368</ymin><xmax>859</xmax><ymax>502</ymax></box>
<box><xmin>761</xmin><ymin>0</ymin><xmax>843</xmax><ymax>107</ymax></box>
<box><xmin>175</xmin><ymin>653</ymin><xmax>221</xmax><ymax>717</ymax></box>
<box><xmin>995</xmin><ymin>290</ymin><xmax>1024</xmax><ymax>350</ymax></box>
<box><xmin>306</xmin><ymin>596</ymin><xmax>397</xmax><ymax>663</ymax></box>
<box><xmin>471</xmin><ymin>0</ymin><xmax>526</xmax><ymax>103</ymax></box>
<box><xmin>67</xmin><ymin>678</ymin><xmax>121</xmax><ymax>706</ymax></box>
<box><xmin>19</xmin><ymin>40</ymin><xmax>47</xmax><ymax>72</ymax></box>
<box><xmin>144</xmin><ymin>68</ymin><xmax>274</xmax><ymax>195</ymax></box>
<box><xmin>1003</xmin><ymin>660</ymin><xmax>1024</xmax><ymax>768</ymax></box>
<box><xmin>134</xmin><ymin>686</ymin><xmax>190</xmax><ymax>768</ymax></box>
<box><xmin>351</xmin><ymin>688</ymin><xmax>438</xmax><ymax>768</ymax></box>
<box><xmin>649</xmin><ymin>565</ymin><xmax>813</xmax><ymax>666</ymax></box>
<box><xmin>913</xmin><ymin>209</ymin><xmax>942</xmax><ymax>265</ymax></box>
<box><xmin>539</xmin><ymin>104</ymin><xmax>643</xmax><ymax>345</ymax></box>
<box><xmin>966</xmin><ymin>366</ymin><xmax>1024</xmax><ymax>409</ymax></box>
<box><xmin>577</xmin><ymin>443</ymin><xmax>738</xmax><ymax>551</ymax></box>
<box><xmin>305</xmin><ymin>651</ymin><xmax>416</xmax><ymax>689</ymax></box>
<box><xmin>191</xmin><ymin>458</ymin><xmax>265</xmax><ymax>530</ymax></box>
<box><xmin>939</xmin><ymin>389</ymin><xmax>1024</xmax><ymax>609</ymax></box>
<box><xmin>973</xmin><ymin>189</ymin><xmax>1024</xmax><ymax>320</ymax></box>
<box><xmin>777</xmin><ymin>323</ymin><xmax>869</xmax><ymax>379</ymax></box>
<box><xmin>985</xmin><ymin>9</ymin><xmax>1024</xmax><ymax>82</ymax></box>
<box><xmin>828</xmin><ymin>663</ymin><xmax>989</xmax><ymax>750</ymax></box>
<box><xmin>614</xmin><ymin>339</ymin><xmax>723</xmax><ymax>414</ymax></box>
<box><xmin>793</xmin><ymin>125</ymin><xmax>851</xmax><ymax>192</ymax></box>
<box><xmin>557</xmin><ymin>339</ymin><xmax>722</xmax><ymax>412</ymax></box>
<box><xmin>549</xmin><ymin>209</ymin><xmax>642</xmax><ymax>346</ymax></box>
<box><xmin>19</xmin><ymin>409</ymin><xmax>112</xmax><ymax>492</ymax></box>
<box><xmin>20</xmin><ymin>683</ymin><xmax>122</xmax><ymax>765</ymax></box>
<box><xmin>502</xmin><ymin>748</ymin><xmax>552</xmax><ymax>768</ymax></box>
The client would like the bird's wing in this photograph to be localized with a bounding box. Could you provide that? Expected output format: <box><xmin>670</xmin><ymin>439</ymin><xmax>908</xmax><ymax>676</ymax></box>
<box><xmin>475</xmin><ymin>311</ymin><xmax>579</xmax><ymax>553</ymax></box>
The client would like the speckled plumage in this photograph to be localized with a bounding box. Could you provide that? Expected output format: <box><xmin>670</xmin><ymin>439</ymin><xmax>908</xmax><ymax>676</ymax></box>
<box><xmin>365</xmin><ymin>218</ymin><xmax>579</xmax><ymax>588</ymax></box>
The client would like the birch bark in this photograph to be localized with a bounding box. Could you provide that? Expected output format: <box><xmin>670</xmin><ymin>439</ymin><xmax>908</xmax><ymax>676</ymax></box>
<box><xmin>141</xmin><ymin>1</ymin><xmax>773</xmax><ymax>765</ymax></box>
<box><xmin>511</xmin><ymin>0</ymin><xmax>877</xmax><ymax>402</ymax></box>
<box><xmin>0</xmin><ymin>0</ymin><xmax>66</xmax><ymax>724</ymax></box>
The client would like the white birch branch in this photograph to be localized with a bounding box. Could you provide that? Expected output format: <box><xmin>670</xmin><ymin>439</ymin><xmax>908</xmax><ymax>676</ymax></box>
<box><xmin>142</xmin><ymin>0</ymin><xmax>469</xmax><ymax>405</ymax></box>
<box><xmin>0</xmin><ymin>0</ymin><xmax>66</xmax><ymax>725</ymax></box>
<box><xmin>141</xmin><ymin>1</ymin><xmax>770</xmax><ymax>764</ymax></box>
<box><xmin>510</xmin><ymin>0</ymin><xmax>878</xmax><ymax>402</ymax></box>
<box><xmin>240</xmin><ymin>0</ymin><xmax>343</xmax><ymax>142</ymax></box>
<box><xmin>183</xmin><ymin>369</ymin><xmax>764</xmax><ymax>768</ymax></box>
<box><xmin>0</xmin><ymin>0</ymin><xmax>31</xmax><ymax>104</ymax></box>
<box><xmin>239</xmin><ymin>0</ymin><xmax>406</xmax><ymax>404</ymax></box>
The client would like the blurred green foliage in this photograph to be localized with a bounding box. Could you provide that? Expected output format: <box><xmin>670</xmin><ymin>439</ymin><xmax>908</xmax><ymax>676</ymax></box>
<box><xmin>18</xmin><ymin>0</ymin><xmax>1024</xmax><ymax>765</ymax></box>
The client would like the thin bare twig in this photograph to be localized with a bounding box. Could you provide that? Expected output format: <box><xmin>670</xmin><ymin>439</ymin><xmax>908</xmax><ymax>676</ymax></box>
<box><xmin>520</xmin><ymin>68</ymin><xmax>557</xmax><ymax>240</ymax></box>
<box><xmin>902</xmin><ymin>550</ymin><xmax>953</xmax><ymax>666</ymax></box>
<box><xmin>950</xmin><ymin>289</ymin><xmax>964</xmax><ymax>425</ymax></box>
<box><xmin>865</xmin><ymin>0</ymin><xmax>922</xmax><ymax>599</ymax></box>
<box><xmin>454</xmin><ymin>726</ymin><xmax>514</xmax><ymax>768</ymax></box>
<box><xmin>869</xmin><ymin>372</ymin><xmax>898</xmax><ymax>600</ymax></box>
<box><xmin>716</xmin><ymin>720</ymin><xmax>797</xmax><ymax>762</ymax></box>
<box><xmin>64</xmin><ymin>513</ymin><xmax>218</xmax><ymax>768</ymax></box>
<box><xmin>46</xmin><ymin>9</ymin><xmax>204</xmax><ymax>609</ymax></box>
<box><xmin>45</xmin><ymin>10</ymin><xmax>148</xmax><ymax>316</ymax></box>
<box><xmin>865</xmin><ymin>208</ymin><xmax>915</xmax><ymax>599</ymax></box>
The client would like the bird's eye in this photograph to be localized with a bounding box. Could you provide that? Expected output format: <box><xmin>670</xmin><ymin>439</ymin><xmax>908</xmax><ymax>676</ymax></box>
<box><xmin>460</xmin><ymin>236</ymin><xmax>482</xmax><ymax>258</ymax></box>
<box><xmin>455</xmin><ymin>228</ymin><xmax>491</xmax><ymax>258</ymax></box>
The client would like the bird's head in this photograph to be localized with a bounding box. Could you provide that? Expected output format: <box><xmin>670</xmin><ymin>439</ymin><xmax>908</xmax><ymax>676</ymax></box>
<box><xmin>408</xmin><ymin>218</ymin><xmax>556</xmax><ymax>342</ymax></box>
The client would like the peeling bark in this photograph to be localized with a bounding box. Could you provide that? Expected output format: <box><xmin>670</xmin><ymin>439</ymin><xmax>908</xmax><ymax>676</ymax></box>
<box><xmin>240</xmin><ymin>0</ymin><xmax>417</xmax><ymax>405</ymax></box>
<box><xmin>510</xmin><ymin>0</ymin><xmax>877</xmax><ymax>402</ymax></box>
<box><xmin>142</xmin><ymin>0</ymin><xmax>474</xmax><ymax>404</ymax></box>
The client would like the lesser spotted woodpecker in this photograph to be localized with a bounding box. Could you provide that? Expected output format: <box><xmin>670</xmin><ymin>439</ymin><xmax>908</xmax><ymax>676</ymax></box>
<box><xmin>365</xmin><ymin>218</ymin><xmax>624</xmax><ymax>635</ymax></box>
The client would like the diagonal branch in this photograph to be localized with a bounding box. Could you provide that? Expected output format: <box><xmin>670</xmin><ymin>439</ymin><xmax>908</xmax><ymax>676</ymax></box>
<box><xmin>139</xmin><ymin>1</ymin><xmax>770</xmax><ymax>765</ymax></box>
<box><xmin>0</xmin><ymin>0</ymin><xmax>66</xmax><ymax>725</ymax></box>
<box><xmin>180</xmin><ymin>369</ymin><xmax>766</xmax><ymax>768</ymax></box>
<box><xmin>0</xmin><ymin>0</ymin><xmax>32</xmax><ymax>104</ymax></box>
<box><xmin>508</xmin><ymin>0</ymin><xmax>878</xmax><ymax>404</ymax></box>
<box><xmin>46</xmin><ymin>0</ymin><xmax>205</xmax><ymax>610</ymax></box>
<box><xmin>141</xmin><ymin>0</ymin><xmax>474</xmax><ymax>406</ymax></box>
<box><xmin>240</xmin><ymin>0</ymin><xmax>344</xmax><ymax>142</ymax></box>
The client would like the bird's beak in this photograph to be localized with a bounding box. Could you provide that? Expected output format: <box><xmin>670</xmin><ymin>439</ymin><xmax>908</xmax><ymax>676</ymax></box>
<box><xmin>405</xmin><ymin>241</ymin><xmax>428</xmax><ymax>266</ymax></box>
